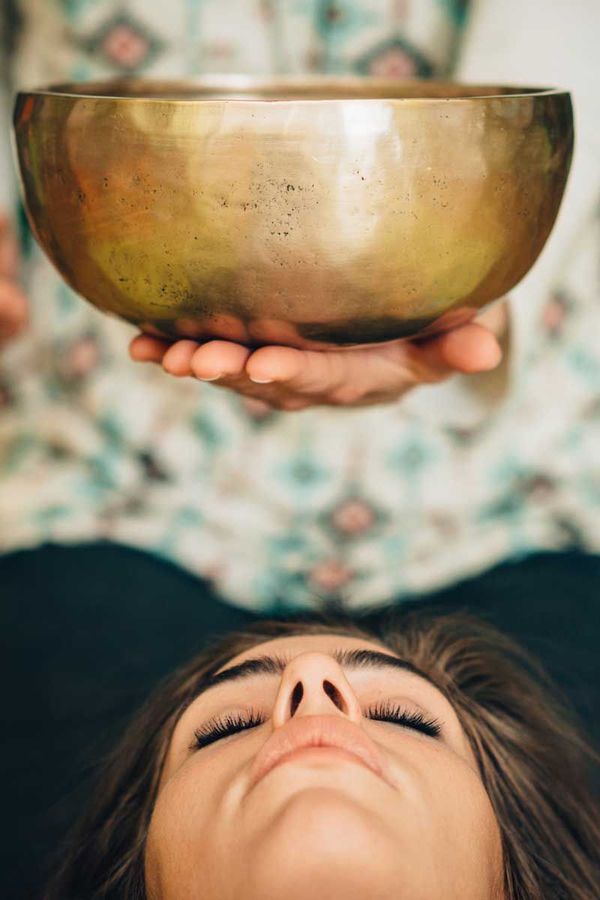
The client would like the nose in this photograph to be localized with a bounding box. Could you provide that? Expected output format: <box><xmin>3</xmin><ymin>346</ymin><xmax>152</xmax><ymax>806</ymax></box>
<box><xmin>272</xmin><ymin>652</ymin><xmax>362</xmax><ymax>727</ymax></box>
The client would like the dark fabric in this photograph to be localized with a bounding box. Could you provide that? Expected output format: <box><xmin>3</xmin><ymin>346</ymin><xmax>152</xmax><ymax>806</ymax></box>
<box><xmin>0</xmin><ymin>543</ymin><xmax>257</xmax><ymax>900</ymax></box>
<box><xmin>389</xmin><ymin>551</ymin><xmax>600</xmax><ymax>803</ymax></box>
<box><xmin>365</xmin><ymin>550</ymin><xmax>600</xmax><ymax>749</ymax></box>
<box><xmin>1</xmin><ymin>544</ymin><xmax>599</xmax><ymax>899</ymax></box>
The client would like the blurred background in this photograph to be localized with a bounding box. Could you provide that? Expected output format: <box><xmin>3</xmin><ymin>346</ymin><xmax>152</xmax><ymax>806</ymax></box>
<box><xmin>1</xmin><ymin>2</ymin><xmax>599</xmax><ymax>898</ymax></box>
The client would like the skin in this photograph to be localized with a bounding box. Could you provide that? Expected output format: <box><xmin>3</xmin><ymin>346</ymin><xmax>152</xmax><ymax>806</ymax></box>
<box><xmin>0</xmin><ymin>215</ymin><xmax>505</xmax><ymax>408</ymax></box>
<box><xmin>0</xmin><ymin>217</ymin><xmax>27</xmax><ymax>343</ymax></box>
<box><xmin>128</xmin><ymin>305</ymin><xmax>506</xmax><ymax>410</ymax></box>
<box><xmin>146</xmin><ymin>634</ymin><xmax>504</xmax><ymax>900</ymax></box>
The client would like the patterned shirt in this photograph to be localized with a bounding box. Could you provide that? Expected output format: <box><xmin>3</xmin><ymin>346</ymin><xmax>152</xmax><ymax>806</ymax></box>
<box><xmin>0</xmin><ymin>0</ymin><xmax>598</xmax><ymax>612</ymax></box>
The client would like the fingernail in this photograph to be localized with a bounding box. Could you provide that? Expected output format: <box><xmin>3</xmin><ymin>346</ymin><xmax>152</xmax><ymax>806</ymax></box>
<box><xmin>199</xmin><ymin>374</ymin><xmax>223</xmax><ymax>382</ymax></box>
<box><xmin>249</xmin><ymin>376</ymin><xmax>274</xmax><ymax>384</ymax></box>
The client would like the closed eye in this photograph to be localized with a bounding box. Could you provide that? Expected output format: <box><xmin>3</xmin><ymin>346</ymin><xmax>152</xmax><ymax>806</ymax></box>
<box><xmin>366</xmin><ymin>701</ymin><xmax>441</xmax><ymax>738</ymax></box>
<box><xmin>191</xmin><ymin>701</ymin><xmax>441</xmax><ymax>751</ymax></box>
<box><xmin>192</xmin><ymin>710</ymin><xmax>264</xmax><ymax>750</ymax></box>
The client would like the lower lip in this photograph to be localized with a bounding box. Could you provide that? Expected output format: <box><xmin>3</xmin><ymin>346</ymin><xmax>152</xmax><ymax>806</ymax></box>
<box><xmin>267</xmin><ymin>745</ymin><xmax>378</xmax><ymax>777</ymax></box>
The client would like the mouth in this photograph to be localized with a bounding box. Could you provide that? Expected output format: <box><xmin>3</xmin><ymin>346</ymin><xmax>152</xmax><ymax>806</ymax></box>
<box><xmin>248</xmin><ymin>716</ymin><xmax>392</xmax><ymax>790</ymax></box>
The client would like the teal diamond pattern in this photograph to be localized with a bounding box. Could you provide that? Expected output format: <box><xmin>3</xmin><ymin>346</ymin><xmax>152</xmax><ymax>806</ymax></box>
<box><xmin>315</xmin><ymin>0</ymin><xmax>378</xmax><ymax>46</ymax></box>
<box><xmin>60</xmin><ymin>0</ymin><xmax>103</xmax><ymax>21</ymax></box>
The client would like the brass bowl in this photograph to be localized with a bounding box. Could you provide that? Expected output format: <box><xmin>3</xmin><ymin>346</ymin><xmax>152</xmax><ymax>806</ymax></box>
<box><xmin>13</xmin><ymin>77</ymin><xmax>573</xmax><ymax>348</ymax></box>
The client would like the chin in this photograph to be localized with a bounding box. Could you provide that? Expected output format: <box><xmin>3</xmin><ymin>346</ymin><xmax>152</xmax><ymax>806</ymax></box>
<box><xmin>242</xmin><ymin>788</ymin><xmax>399</xmax><ymax>900</ymax></box>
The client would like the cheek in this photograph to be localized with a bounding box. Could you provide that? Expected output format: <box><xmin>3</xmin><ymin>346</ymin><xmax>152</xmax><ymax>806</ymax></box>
<box><xmin>438</xmin><ymin>770</ymin><xmax>503</xmax><ymax>899</ymax></box>
<box><xmin>385</xmin><ymin>745</ymin><xmax>503</xmax><ymax>899</ymax></box>
<box><xmin>429</xmin><ymin>754</ymin><xmax>500</xmax><ymax>849</ymax></box>
<box><xmin>144</xmin><ymin>759</ymin><xmax>239</xmax><ymax>900</ymax></box>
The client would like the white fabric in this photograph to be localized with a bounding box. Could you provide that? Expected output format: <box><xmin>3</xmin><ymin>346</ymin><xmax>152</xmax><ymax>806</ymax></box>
<box><xmin>457</xmin><ymin>0</ymin><xmax>600</xmax><ymax>374</ymax></box>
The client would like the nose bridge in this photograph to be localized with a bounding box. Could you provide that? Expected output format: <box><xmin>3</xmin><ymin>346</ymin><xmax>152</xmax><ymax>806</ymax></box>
<box><xmin>272</xmin><ymin>652</ymin><xmax>361</xmax><ymax>726</ymax></box>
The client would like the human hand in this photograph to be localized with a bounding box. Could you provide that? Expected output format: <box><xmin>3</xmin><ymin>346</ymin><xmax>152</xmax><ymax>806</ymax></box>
<box><xmin>0</xmin><ymin>215</ymin><xmax>28</xmax><ymax>344</ymax></box>
<box><xmin>129</xmin><ymin>304</ymin><xmax>507</xmax><ymax>411</ymax></box>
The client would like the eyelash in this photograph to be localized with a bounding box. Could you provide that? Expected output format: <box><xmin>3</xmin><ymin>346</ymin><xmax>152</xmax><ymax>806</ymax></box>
<box><xmin>192</xmin><ymin>702</ymin><xmax>441</xmax><ymax>750</ymax></box>
<box><xmin>366</xmin><ymin>701</ymin><xmax>441</xmax><ymax>738</ymax></box>
<box><xmin>193</xmin><ymin>710</ymin><xmax>264</xmax><ymax>750</ymax></box>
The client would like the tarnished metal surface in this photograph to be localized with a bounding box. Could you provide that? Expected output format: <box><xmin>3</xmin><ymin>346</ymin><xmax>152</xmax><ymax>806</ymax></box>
<box><xmin>13</xmin><ymin>77</ymin><xmax>573</xmax><ymax>347</ymax></box>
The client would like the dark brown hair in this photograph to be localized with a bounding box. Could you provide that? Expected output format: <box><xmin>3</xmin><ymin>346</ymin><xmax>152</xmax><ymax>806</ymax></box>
<box><xmin>46</xmin><ymin>610</ymin><xmax>600</xmax><ymax>900</ymax></box>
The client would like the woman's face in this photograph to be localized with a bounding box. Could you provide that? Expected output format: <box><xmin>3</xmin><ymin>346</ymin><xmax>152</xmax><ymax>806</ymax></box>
<box><xmin>146</xmin><ymin>634</ymin><xmax>503</xmax><ymax>900</ymax></box>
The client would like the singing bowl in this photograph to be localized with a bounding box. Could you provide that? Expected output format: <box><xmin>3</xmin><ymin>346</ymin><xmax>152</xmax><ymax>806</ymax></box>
<box><xmin>13</xmin><ymin>77</ymin><xmax>573</xmax><ymax>348</ymax></box>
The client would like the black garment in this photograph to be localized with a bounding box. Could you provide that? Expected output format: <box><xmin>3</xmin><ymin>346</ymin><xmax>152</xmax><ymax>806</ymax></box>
<box><xmin>1</xmin><ymin>544</ymin><xmax>599</xmax><ymax>899</ymax></box>
<box><xmin>0</xmin><ymin>543</ymin><xmax>256</xmax><ymax>900</ymax></box>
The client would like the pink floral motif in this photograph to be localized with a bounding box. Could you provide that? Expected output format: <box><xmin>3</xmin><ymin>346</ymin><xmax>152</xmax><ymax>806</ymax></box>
<box><xmin>330</xmin><ymin>498</ymin><xmax>376</xmax><ymax>535</ymax></box>
<box><xmin>429</xmin><ymin>512</ymin><xmax>458</xmax><ymax>537</ymax></box>
<box><xmin>310</xmin><ymin>560</ymin><xmax>353</xmax><ymax>592</ymax></box>
<box><xmin>84</xmin><ymin>14</ymin><xmax>164</xmax><ymax>72</ymax></box>
<box><xmin>392</xmin><ymin>0</ymin><xmax>410</xmax><ymax>18</ymax></box>
<box><xmin>357</xmin><ymin>38</ymin><xmax>432</xmax><ymax>79</ymax></box>
<box><xmin>368</xmin><ymin>47</ymin><xmax>416</xmax><ymax>78</ymax></box>
<box><xmin>204</xmin><ymin>41</ymin><xmax>237</xmax><ymax>61</ymax></box>
<box><xmin>542</xmin><ymin>293</ymin><xmax>570</xmax><ymax>337</ymax></box>
<box><xmin>102</xmin><ymin>25</ymin><xmax>152</xmax><ymax>70</ymax></box>
<box><xmin>260</xmin><ymin>0</ymin><xmax>276</xmax><ymax>20</ymax></box>
<box><xmin>520</xmin><ymin>474</ymin><xmax>556</xmax><ymax>502</ymax></box>
<box><xmin>65</xmin><ymin>336</ymin><xmax>101</xmax><ymax>378</ymax></box>
<box><xmin>242</xmin><ymin>396</ymin><xmax>275</xmax><ymax>422</ymax></box>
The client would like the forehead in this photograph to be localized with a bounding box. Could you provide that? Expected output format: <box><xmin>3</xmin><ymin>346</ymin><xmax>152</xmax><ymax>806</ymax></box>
<box><xmin>222</xmin><ymin>633</ymin><xmax>398</xmax><ymax>671</ymax></box>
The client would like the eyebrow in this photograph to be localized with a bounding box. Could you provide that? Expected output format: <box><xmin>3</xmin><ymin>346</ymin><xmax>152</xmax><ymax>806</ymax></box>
<box><xmin>192</xmin><ymin>648</ymin><xmax>436</xmax><ymax>700</ymax></box>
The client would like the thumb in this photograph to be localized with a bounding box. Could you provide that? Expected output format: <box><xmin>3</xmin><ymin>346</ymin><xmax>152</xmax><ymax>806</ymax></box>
<box><xmin>410</xmin><ymin>322</ymin><xmax>503</xmax><ymax>378</ymax></box>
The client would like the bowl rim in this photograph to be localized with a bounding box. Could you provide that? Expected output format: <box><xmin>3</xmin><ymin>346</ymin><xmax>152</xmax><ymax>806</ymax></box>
<box><xmin>17</xmin><ymin>74</ymin><xmax>570</xmax><ymax>105</ymax></box>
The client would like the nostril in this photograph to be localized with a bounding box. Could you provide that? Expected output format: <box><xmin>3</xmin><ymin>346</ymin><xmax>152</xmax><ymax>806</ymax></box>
<box><xmin>290</xmin><ymin>681</ymin><xmax>304</xmax><ymax>717</ymax></box>
<box><xmin>322</xmin><ymin>679</ymin><xmax>345</xmax><ymax>712</ymax></box>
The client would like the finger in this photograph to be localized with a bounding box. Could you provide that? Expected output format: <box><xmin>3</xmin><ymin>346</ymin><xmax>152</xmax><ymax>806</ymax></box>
<box><xmin>162</xmin><ymin>340</ymin><xmax>199</xmax><ymax>377</ymax></box>
<box><xmin>246</xmin><ymin>323</ymin><xmax>502</xmax><ymax>405</ymax></box>
<box><xmin>417</xmin><ymin>323</ymin><xmax>503</xmax><ymax>375</ymax></box>
<box><xmin>0</xmin><ymin>217</ymin><xmax>19</xmax><ymax>280</ymax></box>
<box><xmin>0</xmin><ymin>279</ymin><xmax>28</xmax><ymax>340</ymax></box>
<box><xmin>246</xmin><ymin>345</ymin><xmax>346</xmax><ymax>392</ymax></box>
<box><xmin>248</xmin><ymin>343</ymin><xmax>418</xmax><ymax>405</ymax></box>
<box><xmin>129</xmin><ymin>333</ymin><xmax>172</xmax><ymax>364</ymax></box>
<box><xmin>190</xmin><ymin>340</ymin><xmax>252</xmax><ymax>381</ymax></box>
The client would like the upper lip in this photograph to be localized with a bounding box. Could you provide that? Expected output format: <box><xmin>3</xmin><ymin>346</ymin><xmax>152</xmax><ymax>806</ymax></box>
<box><xmin>248</xmin><ymin>715</ymin><xmax>391</xmax><ymax>789</ymax></box>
